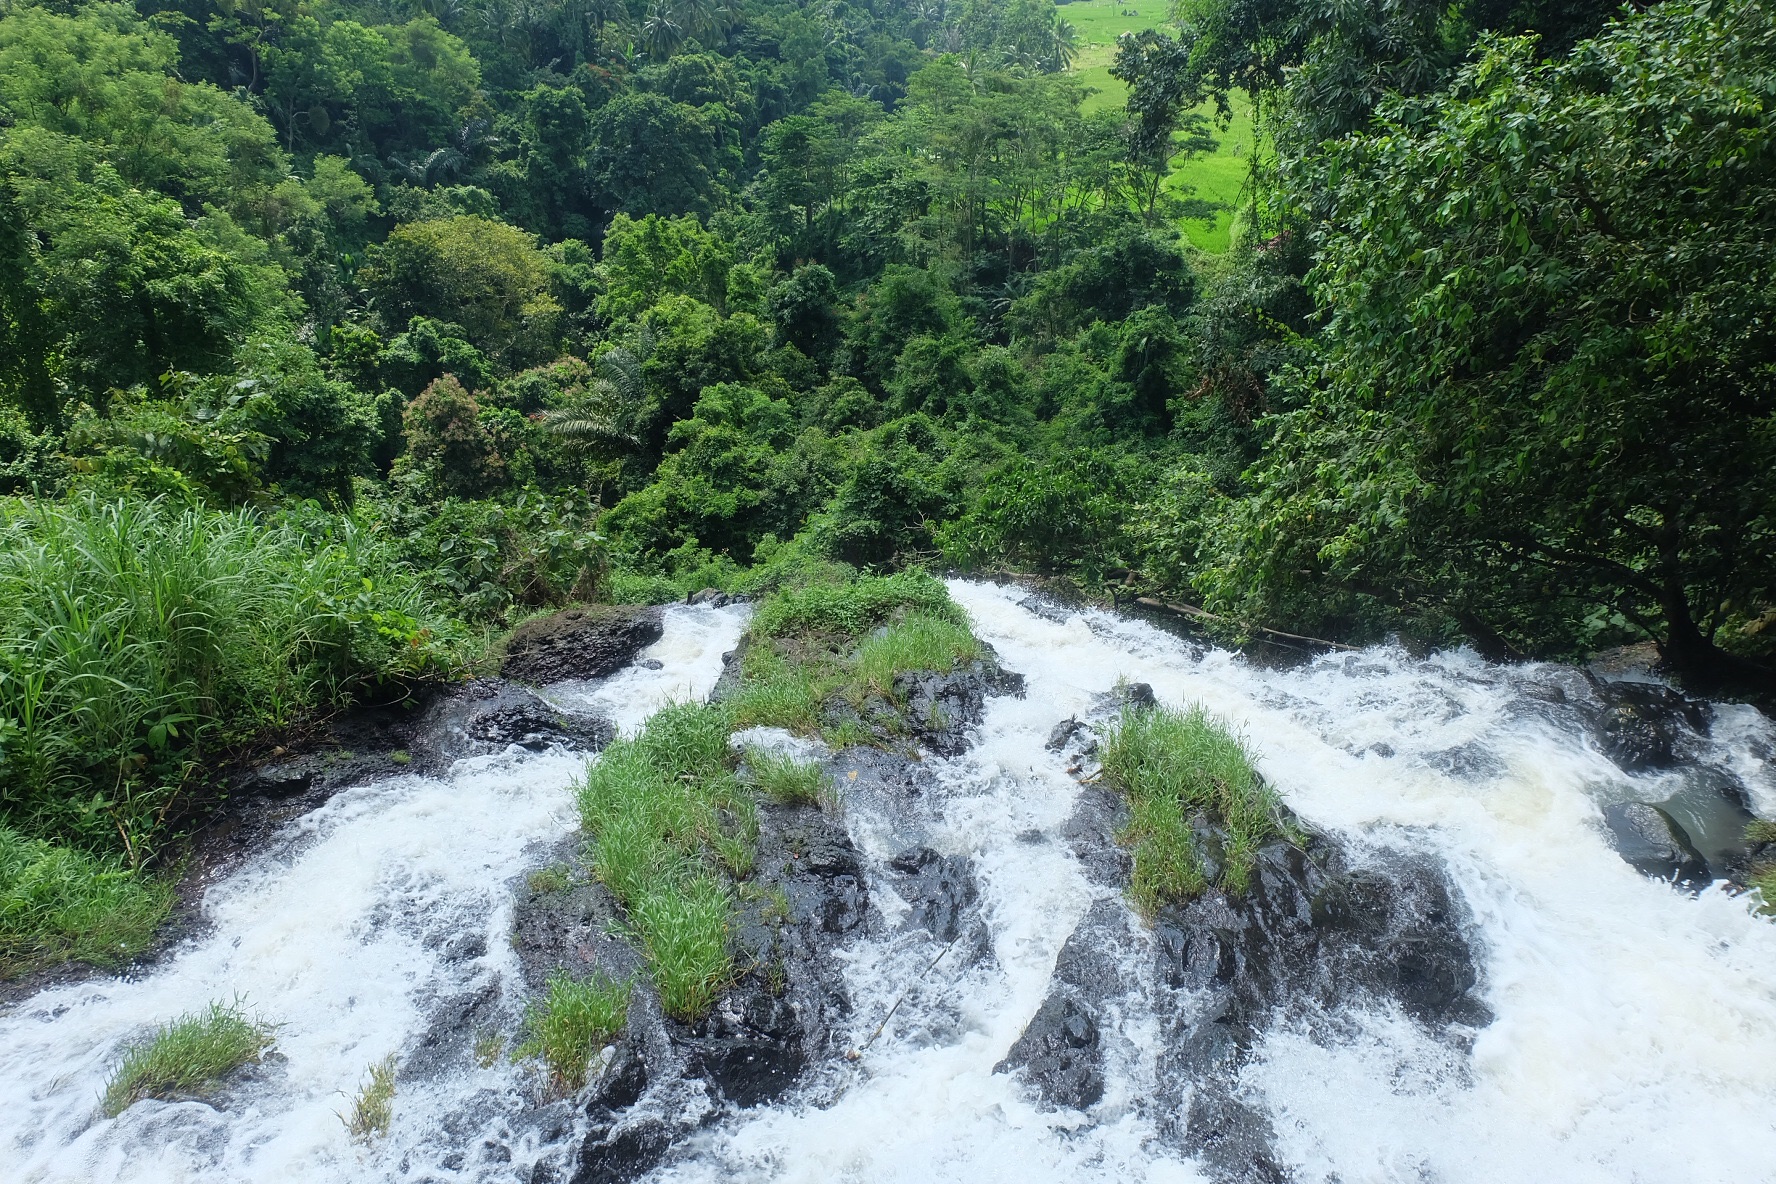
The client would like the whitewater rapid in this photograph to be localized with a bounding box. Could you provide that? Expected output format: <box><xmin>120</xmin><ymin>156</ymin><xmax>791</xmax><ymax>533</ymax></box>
<box><xmin>4</xmin><ymin>582</ymin><xmax>1775</xmax><ymax>1183</ymax></box>
<box><xmin>0</xmin><ymin>602</ymin><xmax>748</xmax><ymax>1184</ymax></box>
<box><xmin>660</xmin><ymin>581</ymin><xmax>1776</xmax><ymax>1184</ymax></box>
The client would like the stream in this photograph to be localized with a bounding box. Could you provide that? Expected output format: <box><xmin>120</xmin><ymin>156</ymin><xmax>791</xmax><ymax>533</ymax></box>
<box><xmin>4</xmin><ymin>582</ymin><xmax>1776</xmax><ymax>1182</ymax></box>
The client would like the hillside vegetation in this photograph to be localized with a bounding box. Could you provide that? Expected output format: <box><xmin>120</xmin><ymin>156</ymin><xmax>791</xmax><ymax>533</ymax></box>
<box><xmin>0</xmin><ymin>0</ymin><xmax>1771</xmax><ymax>972</ymax></box>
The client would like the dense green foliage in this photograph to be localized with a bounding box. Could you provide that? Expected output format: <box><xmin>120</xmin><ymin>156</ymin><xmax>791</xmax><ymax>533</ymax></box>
<box><xmin>1</xmin><ymin>0</ymin><xmax>1773</xmax><ymax>970</ymax></box>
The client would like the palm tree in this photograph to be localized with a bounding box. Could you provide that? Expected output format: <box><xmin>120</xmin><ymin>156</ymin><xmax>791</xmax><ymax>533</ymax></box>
<box><xmin>1050</xmin><ymin>19</ymin><xmax>1079</xmax><ymax>71</ymax></box>
<box><xmin>541</xmin><ymin>339</ymin><xmax>649</xmax><ymax>456</ymax></box>
<box><xmin>641</xmin><ymin>0</ymin><xmax>685</xmax><ymax>59</ymax></box>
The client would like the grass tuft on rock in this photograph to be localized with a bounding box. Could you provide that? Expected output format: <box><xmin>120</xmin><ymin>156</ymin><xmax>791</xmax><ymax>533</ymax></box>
<box><xmin>1099</xmin><ymin>701</ymin><xmax>1290</xmax><ymax>910</ymax></box>
<box><xmin>343</xmin><ymin>1054</ymin><xmax>397</xmax><ymax>1140</ymax></box>
<box><xmin>574</xmin><ymin>573</ymin><xmax>983</xmax><ymax>1021</ymax></box>
<box><xmin>517</xmin><ymin>971</ymin><xmax>631</xmax><ymax>1091</ymax></box>
<box><xmin>577</xmin><ymin>701</ymin><xmax>748</xmax><ymax>1019</ymax></box>
<box><xmin>0</xmin><ymin>826</ymin><xmax>173</xmax><ymax>978</ymax></box>
<box><xmin>750</xmin><ymin>571</ymin><xmax>962</xmax><ymax>640</ymax></box>
<box><xmin>101</xmin><ymin>1000</ymin><xmax>275</xmax><ymax>1116</ymax></box>
<box><xmin>852</xmin><ymin>614</ymin><xmax>980</xmax><ymax>702</ymax></box>
<box><xmin>744</xmin><ymin>748</ymin><xmax>830</xmax><ymax>807</ymax></box>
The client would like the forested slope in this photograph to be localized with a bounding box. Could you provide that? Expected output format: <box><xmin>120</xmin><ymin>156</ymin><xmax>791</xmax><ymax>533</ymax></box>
<box><xmin>0</xmin><ymin>0</ymin><xmax>1771</xmax><ymax>969</ymax></box>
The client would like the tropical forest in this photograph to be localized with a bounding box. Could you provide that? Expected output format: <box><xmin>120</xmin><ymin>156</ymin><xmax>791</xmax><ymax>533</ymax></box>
<box><xmin>0</xmin><ymin>0</ymin><xmax>1773</xmax><ymax>1178</ymax></box>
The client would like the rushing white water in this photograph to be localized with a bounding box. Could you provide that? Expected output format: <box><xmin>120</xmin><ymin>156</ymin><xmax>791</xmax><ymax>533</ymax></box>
<box><xmin>657</xmin><ymin>581</ymin><xmax>1776</xmax><ymax>1184</ymax></box>
<box><xmin>5</xmin><ymin>583</ymin><xmax>1776</xmax><ymax>1184</ymax></box>
<box><xmin>0</xmin><ymin>603</ymin><xmax>747</xmax><ymax>1184</ymax></box>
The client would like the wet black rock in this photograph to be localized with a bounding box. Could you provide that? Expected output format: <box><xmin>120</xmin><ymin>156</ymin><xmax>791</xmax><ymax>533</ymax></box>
<box><xmin>681</xmin><ymin>991</ymin><xmax>807</xmax><ymax>1107</ymax></box>
<box><xmin>1024</xmin><ymin>761</ymin><xmax>1487</xmax><ymax>1181</ymax></box>
<box><xmin>572</xmin><ymin>1116</ymin><xmax>674</xmax><ymax>1184</ymax></box>
<box><xmin>1590</xmin><ymin>679</ymin><xmax>1708</xmax><ymax>772</ymax></box>
<box><xmin>996</xmin><ymin>993</ymin><xmax>1103</xmax><ymax>1109</ymax></box>
<box><xmin>886</xmin><ymin>846</ymin><xmax>977</xmax><ymax>942</ymax></box>
<box><xmin>1045</xmin><ymin>717</ymin><xmax>1086</xmax><ymax>752</ymax></box>
<box><xmin>893</xmin><ymin>656</ymin><xmax>1026</xmax><ymax>757</ymax></box>
<box><xmin>1147</xmin><ymin>839</ymin><xmax>1485</xmax><ymax>1179</ymax></box>
<box><xmin>1603</xmin><ymin>801</ymin><xmax>1712</xmax><ymax>888</ymax></box>
<box><xmin>995</xmin><ymin>900</ymin><xmax>1134</xmax><ymax>1111</ymax></box>
<box><xmin>415</xmin><ymin>683</ymin><xmax>614</xmax><ymax>767</ymax></box>
<box><xmin>1059</xmin><ymin>786</ymin><xmax>1131</xmax><ymax>888</ymax></box>
<box><xmin>1185</xmin><ymin>1090</ymin><xmax>1289</xmax><ymax>1184</ymax></box>
<box><xmin>503</xmin><ymin>606</ymin><xmax>664</xmax><ymax>685</ymax></box>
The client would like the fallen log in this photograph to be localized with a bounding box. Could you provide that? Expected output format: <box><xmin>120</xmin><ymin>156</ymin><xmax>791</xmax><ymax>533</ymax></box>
<box><xmin>1133</xmin><ymin>597</ymin><xmax>1360</xmax><ymax>653</ymax></box>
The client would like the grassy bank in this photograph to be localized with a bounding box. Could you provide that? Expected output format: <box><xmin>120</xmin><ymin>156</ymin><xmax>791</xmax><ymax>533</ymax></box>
<box><xmin>0</xmin><ymin>493</ymin><xmax>468</xmax><ymax>980</ymax></box>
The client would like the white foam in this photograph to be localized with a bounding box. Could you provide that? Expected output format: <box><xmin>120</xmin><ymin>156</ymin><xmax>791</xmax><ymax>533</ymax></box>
<box><xmin>8</xmin><ymin>584</ymin><xmax>1776</xmax><ymax>1182</ymax></box>
<box><xmin>0</xmin><ymin>603</ymin><xmax>748</xmax><ymax>1183</ymax></box>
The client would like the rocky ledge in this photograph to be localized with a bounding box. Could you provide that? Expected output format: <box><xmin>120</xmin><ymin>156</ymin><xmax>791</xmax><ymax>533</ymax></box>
<box><xmin>503</xmin><ymin>605</ymin><xmax>665</xmax><ymax>685</ymax></box>
<box><xmin>508</xmin><ymin>648</ymin><xmax>1018</xmax><ymax>1184</ymax></box>
<box><xmin>1003</xmin><ymin>687</ymin><xmax>1491</xmax><ymax>1184</ymax></box>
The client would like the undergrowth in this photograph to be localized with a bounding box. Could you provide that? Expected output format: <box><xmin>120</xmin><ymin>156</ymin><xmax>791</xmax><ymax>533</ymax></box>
<box><xmin>1098</xmin><ymin>701</ymin><xmax>1292</xmax><ymax>911</ymax></box>
<box><xmin>0</xmin><ymin>493</ymin><xmax>464</xmax><ymax>868</ymax></box>
<box><xmin>101</xmin><ymin>1000</ymin><xmax>275</xmax><ymax>1116</ymax></box>
<box><xmin>517</xmin><ymin>971</ymin><xmax>631</xmax><ymax>1091</ymax></box>
<box><xmin>0</xmin><ymin>825</ymin><xmax>173</xmax><ymax>978</ymax></box>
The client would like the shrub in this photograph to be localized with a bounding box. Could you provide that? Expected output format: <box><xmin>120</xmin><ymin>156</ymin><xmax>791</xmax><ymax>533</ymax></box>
<box><xmin>101</xmin><ymin>1001</ymin><xmax>274</xmax><ymax>1116</ymax></box>
<box><xmin>517</xmin><ymin>971</ymin><xmax>631</xmax><ymax>1091</ymax></box>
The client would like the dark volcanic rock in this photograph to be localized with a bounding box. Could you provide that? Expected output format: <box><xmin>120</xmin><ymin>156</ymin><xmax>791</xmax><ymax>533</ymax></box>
<box><xmin>995</xmin><ymin>900</ymin><xmax>1135</xmax><ymax>1111</ymax></box>
<box><xmin>886</xmin><ymin>846</ymin><xmax>977</xmax><ymax>941</ymax></box>
<box><xmin>504</xmin><ymin>606</ymin><xmax>664</xmax><ymax>685</ymax></box>
<box><xmin>1590</xmin><ymin>679</ymin><xmax>1708</xmax><ymax>772</ymax></box>
<box><xmin>818</xmin><ymin>647</ymin><xmax>1023</xmax><ymax>757</ymax></box>
<box><xmin>572</xmin><ymin>1116</ymin><xmax>673</xmax><ymax>1184</ymax></box>
<box><xmin>416</xmin><ymin>682</ymin><xmax>614</xmax><ymax>767</ymax></box>
<box><xmin>997</xmin><ymin>993</ymin><xmax>1103</xmax><ymax>1109</ymax></box>
<box><xmin>893</xmin><ymin>656</ymin><xmax>1025</xmax><ymax>757</ymax></box>
<box><xmin>1603</xmin><ymin>801</ymin><xmax>1712</xmax><ymax>888</ymax></box>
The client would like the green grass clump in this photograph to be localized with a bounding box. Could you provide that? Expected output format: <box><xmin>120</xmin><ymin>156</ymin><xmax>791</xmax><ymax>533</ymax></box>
<box><xmin>1751</xmin><ymin>866</ymin><xmax>1776</xmax><ymax>916</ymax></box>
<box><xmin>629</xmin><ymin>877</ymin><xmax>732</xmax><ymax>1020</ymax></box>
<box><xmin>343</xmin><ymin>1054</ymin><xmax>397</xmax><ymax>1140</ymax></box>
<box><xmin>1746</xmin><ymin>819</ymin><xmax>1776</xmax><ymax>845</ymax></box>
<box><xmin>1098</xmin><ymin>702</ymin><xmax>1288</xmax><ymax>909</ymax></box>
<box><xmin>745</xmin><ymin>749</ymin><xmax>830</xmax><ymax>807</ymax></box>
<box><xmin>0</xmin><ymin>826</ymin><xmax>173</xmax><ymax>978</ymax></box>
<box><xmin>723</xmin><ymin>648</ymin><xmax>825</xmax><ymax>733</ymax></box>
<box><xmin>527</xmin><ymin>863</ymin><xmax>574</xmax><ymax>894</ymax></box>
<box><xmin>101</xmin><ymin>1000</ymin><xmax>275</xmax><ymax>1116</ymax></box>
<box><xmin>517</xmin><ymin>971</ymin><xmax>631</xmax><ymax>1091</ymax></box>
<box><xmin>750</xmin><ymin>571</ymin><xmax>962</xmax><ymax>640</ymax></box>
<box><xmin>577</xmin><ymin>702</ymin><xmax>748</xmax><ymax>1019</ymax></box>
<box><xmin>852</xmin><ymin>613</ymin><xmax>981</xmax><ymax>701</ymax></box>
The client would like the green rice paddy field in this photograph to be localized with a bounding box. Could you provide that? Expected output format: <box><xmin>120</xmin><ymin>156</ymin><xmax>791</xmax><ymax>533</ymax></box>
<box><xmin>1059</xmin><ymin>0</ymin><xmax>1257</xmax><ymax>250</ymax></box>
